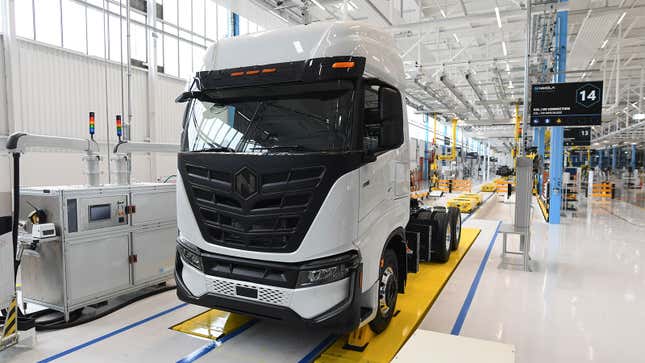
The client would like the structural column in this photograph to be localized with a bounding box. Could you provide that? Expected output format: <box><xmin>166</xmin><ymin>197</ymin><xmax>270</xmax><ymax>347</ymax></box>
<box><xmin>442</xmin><ymin>124</ymin><xmax>447</xmax><ymax>166</ymax></box>
<box><xmin>612</xmin><ymin>146</ymin><xmax>617</xmax><ymax>170</ymax></box>
<box><xmin>226</xmin><ymin>13</ymin><xmax>240</xmax><ymax>127</ymax></box>
<box><xmin>535</xmin><ymin>127</ymin><xmax>545</xmax><ymax>196</ymax></box>
<box><xmin>423</xmin><ymin>114</ymin><xmax>429</xmax><ymax>182</ymax></box>
<box><xmin>548</xmin><ymin>6</ymin><xmax>567</xmax><ymax>224</ymax></box>
<box><xmin>631</xmin><ymin>144</ymin><xmax>637</xmax><ymax>170</ymax></box>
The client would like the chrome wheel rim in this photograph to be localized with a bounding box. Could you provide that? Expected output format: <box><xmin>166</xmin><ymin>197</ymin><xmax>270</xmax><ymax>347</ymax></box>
<box><xmin>445</xmin><ymin>224</ymin><xmax>452</xmax><ymax>251</ymax></box>
<box><xmin>378</xmin><ymin>266</ymin><xmax>396</xmax><ymax>315</ymax></box>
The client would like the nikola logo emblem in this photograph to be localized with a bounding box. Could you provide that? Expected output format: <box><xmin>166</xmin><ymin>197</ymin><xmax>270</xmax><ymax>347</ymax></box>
<box><xmin>234</xmin><ymin>168</ymin><xmax>258</xmax><ymax>199</ymax></box>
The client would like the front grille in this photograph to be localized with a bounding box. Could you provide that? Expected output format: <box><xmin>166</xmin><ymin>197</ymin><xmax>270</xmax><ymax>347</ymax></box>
<box><xmin>208</xmin><ymin>277</ymin><xmax>290</xmax><ymax>306</ymax></box>
<box><xmin>179</xmin><ymin>152</ymin><xmax>363</xmax><ymax>253</ymax></box>
<box><xmin>185</xmin><ymin>162</ymin><xmax>323</xmax><ymax>251</ymax></box>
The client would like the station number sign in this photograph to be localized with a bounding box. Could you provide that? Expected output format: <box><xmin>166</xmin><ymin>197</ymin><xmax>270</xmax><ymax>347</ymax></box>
<box><xmin>563</xmin><ymin>127</ymin><xmax>591</xmax><ymax>147</ymax></box>
<box><xmin>530</xmin><ymin>81</ymin><xmax>603</xmax><ymax>126</ymax></box>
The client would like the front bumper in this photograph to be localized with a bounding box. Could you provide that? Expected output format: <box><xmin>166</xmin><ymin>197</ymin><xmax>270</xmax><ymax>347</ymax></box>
<box><xmin>175</xmin><ymin>250</ymin><xmax>363</xmax><ymax>334</ymax></box>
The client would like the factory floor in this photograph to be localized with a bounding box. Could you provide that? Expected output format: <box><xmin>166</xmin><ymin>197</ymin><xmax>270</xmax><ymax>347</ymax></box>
<box><xmin>421</xmin><ymin>190</ymin><xmax>645</xmax><ymax>363</ymax></box>
<box><xmin>2</xmin><ymin>188</ymin><xmax>644</xmax><ymax>363</ymax></box>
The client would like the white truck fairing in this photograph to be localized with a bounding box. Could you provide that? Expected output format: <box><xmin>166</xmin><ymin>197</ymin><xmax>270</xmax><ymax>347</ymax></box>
<box><xmin>175</xmin><ymin>21</ymin><xmax>410</xmax><ymax>333</ymax></box>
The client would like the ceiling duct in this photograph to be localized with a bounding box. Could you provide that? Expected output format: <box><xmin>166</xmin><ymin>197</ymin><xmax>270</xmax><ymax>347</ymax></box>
<box><xmin>465</xmin><ymin>72</ymin><xmax>495</xmax><ymax>120</ymax></box>
<box><xmin>492</xmin><ymin>67</ymin><xmax>513</xmax><ymax>118</ymax></box>
<box><xmin>440</xmin><ymin>73</ymin><xmax>481</xmax><ymax>120</ymax></box>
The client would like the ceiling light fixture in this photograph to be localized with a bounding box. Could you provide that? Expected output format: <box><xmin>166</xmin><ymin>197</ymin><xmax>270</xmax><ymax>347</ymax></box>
<box><xmin>453</xmin><ymin>33</ymin><xmax>460</xmax><ymax>43</ymax></box>
<box><xmin>440</xmin><ymin>9</ymin><xmax>447</xmax><ymax>18</ymax></box>
<box><xmin>502</xmin><ymin>41</ymin><xmax>507</xmax><ymax>56</ymax></box>
<box><xmin>270</xmin><ymin>10</ymin><xmax>290</xmax><ymax>23</ymax></box>
<box><xmin>311</xmin><ymin>0</ymin><xmax>325</xmax><ymax>11</ymax></box>
<box><xmin>617</xmin><ymin>12</ymin><xmax>626</xmax><ymax>25</ymax></box>
<box><xmin>495</xmin><ymin>7</ymin><xmax>502</xmax><ymax>28</ymax></box>
<box><xmin>633</xmin><ymin>113</ymin><xmax>645</xmax><ymax>120</ymax></box>
<box><xmin>601</xmin><ymin>39</ymin><xmax>608</xmax><ymax>48</ymax></box>
<box><xmin>589</xmin><ymin>58</ymin><xmax>596</xmax><ymax>67</ymax></box>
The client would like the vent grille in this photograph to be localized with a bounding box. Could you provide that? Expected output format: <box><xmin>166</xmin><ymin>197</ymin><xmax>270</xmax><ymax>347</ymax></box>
<box><xmin>208</xmin><ymin>278</ymin><xmax>289</xmax><ymax>306</ymax></box>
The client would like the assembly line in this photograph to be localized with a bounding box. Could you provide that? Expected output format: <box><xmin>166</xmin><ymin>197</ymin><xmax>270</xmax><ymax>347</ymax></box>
<box><xmin>2</xmin><ymin>1</ymin><xmax>645</xmax><ymax>363</ymax></box>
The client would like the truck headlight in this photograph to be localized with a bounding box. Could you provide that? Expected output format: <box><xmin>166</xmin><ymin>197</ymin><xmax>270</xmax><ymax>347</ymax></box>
<box><xmin>295</xmin><ymin>251</ymin><xmax>359</xmax><ymax>288</ymax></box>
<box><xmin>177</xmin><ymin>239</ymin><xmax>203</xmax><ymax>271</ymax></box>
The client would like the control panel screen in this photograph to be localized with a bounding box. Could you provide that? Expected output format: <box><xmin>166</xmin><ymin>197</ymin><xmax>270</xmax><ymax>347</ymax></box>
<box><xmin>89</xmin><ymin>204</ymin><xmax>111</xmax><ymax>221</ymax></box>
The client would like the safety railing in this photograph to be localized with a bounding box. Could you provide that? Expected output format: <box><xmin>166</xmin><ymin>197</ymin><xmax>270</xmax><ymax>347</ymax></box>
<box><xmin>591</xmin><ymin>182</ymin><xmax>614</xmax><ymax>199</ymax></box>
<box><xmin>437</xmin><ymin>179</ymin><xmax>472</xmax><ymax>193</ymax></box>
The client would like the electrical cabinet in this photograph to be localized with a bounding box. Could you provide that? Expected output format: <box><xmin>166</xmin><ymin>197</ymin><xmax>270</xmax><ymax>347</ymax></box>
<box><xmin>19</xmin><ymin>183</ymin><xmax>176</xmax><ymax>321</ymax></box>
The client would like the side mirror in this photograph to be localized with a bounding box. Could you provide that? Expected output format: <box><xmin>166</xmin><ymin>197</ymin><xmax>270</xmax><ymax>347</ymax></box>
<box><xmin>378</xmin><ymin>87</ymin><xmax>404</xmax><ymax>149</ymax></box>
<box><xmin>175</xmin><ymin>91</ymin><xmax>202</xmax><ymax>103</ymax></box>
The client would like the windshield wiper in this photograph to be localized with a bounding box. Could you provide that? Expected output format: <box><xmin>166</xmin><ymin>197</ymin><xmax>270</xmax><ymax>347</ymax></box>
<box><xmin>253</xmin><ymin>145</ymin><xmax>311</xmax><ymax>152</ymax></box>
<box><xmin>193</xmin><ymin>146</ymin><xmax>236</xmax><ymax>153</ymax></box>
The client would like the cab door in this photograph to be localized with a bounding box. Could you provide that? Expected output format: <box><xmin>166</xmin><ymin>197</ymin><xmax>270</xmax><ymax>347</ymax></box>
<box><xmin>359</xmin><ymin>153</ymin><xmax>392</xmax><ymax>221</ymax></box>
<box><xmin>358</xmin><ymin>83</ymin><xmax>403</xmax><ymax>223</ymax></box>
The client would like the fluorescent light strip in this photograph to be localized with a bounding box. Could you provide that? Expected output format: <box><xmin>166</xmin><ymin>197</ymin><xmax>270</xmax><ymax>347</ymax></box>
<box><xmin>311</xmin><ymin>0</ymin><xmax>325</xmax><ymax>11</ymax></box>
<box><xmin>601</xmin><ymin>39</ymin><xmax>608</xmax><ymax>48</ymax></box>
<box><xmin>453</xmin><ymin>33</ymin><xmax>460</xmax><ymax>43</ymax></box>
<box><xmin>617</xmin><ymin>12</ymin><xmax>626</xmax><ymax>25</ymax></box>
<box><xmin>502</xmin><ymin>41</ymin><xmax>507</xmax><ymax>56</ymax></box>
<box><xmin>589</xmin><ymin>58</ymin><xmax>596</xmax><ymax>67</ymax></box>
<box><xmin>270</xmin><ymin>10</ymin><xmax>290</xmax><ymax>23</ymax></box>
<box><xmin>440</xmin><ymin>9</ymin><xmax>447</xmax><ymax>18</ymax></box>
<box><xmin>495</xmin><ymin>7</ymin><xmax>502</xmax><ymax>28</ymax></box>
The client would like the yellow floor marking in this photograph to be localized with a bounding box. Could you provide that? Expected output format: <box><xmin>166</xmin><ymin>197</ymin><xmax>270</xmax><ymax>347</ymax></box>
<box><xmin>537</xmin><ymin>197</ymin><xmax>549</xmax><ymax>222</ymax></box>
<box><xmin>316</xmin><ymin>227</ymin><xmax>482</xmax><ymax>363</ymax></box>
<box><xmin>170</xmin><ymin>309</ymin><xmax>252</xmax><ymax>340</ymax></box>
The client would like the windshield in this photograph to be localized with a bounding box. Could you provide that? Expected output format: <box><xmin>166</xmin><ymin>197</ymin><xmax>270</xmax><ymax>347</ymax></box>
<box><xmin>182</xmin><ymin>81</ymin><xmax>356</xmax><ymax>153</ymax></box>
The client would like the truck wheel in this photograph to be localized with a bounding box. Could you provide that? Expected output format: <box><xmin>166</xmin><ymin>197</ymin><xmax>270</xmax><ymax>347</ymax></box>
<box><xmin>369</xmin><ymin>249</ymin><xmax>398</xmax><ymax>334</ymax></box>
<box><xmin>447</xmin><ymin>207</ymin><xmax>461</xmax><ymax>251</ymax></box>
<box><xmin>430</xmin><ymin>211</ymin><xmax>451</xmax><ymax>263</ymax></box>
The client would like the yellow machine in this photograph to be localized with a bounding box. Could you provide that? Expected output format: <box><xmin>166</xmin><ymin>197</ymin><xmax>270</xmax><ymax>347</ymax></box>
<box><xmin>480</xmin><ymin>183</ymin><xmax>496</xmax><ymax>192</ymax></box>
<box><xmin>446</xmin><ymin>198</ymin><xmax>474</xmax><ymax>213</ymax></box>
<box><xmin>461</xmin><ymin>193</ymin><xmax>483</xmax><ymax>205</ymax></box>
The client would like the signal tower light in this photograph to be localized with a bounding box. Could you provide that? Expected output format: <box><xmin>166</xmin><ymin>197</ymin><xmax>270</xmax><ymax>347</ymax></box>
<box><xmin>116</xmin><ymin>115</ymin><xmax>123</xmax><ymax>140</ymax></box>
<box><xmin>89</xmin><ymin>112</ymin><xmax>95</xmax><ymax>137</ymax></box>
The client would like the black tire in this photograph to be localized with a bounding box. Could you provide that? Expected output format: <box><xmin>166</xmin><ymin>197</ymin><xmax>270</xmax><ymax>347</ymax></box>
<box><xmin>369</xmin><ymin>249</ymin><xmax>399</xmax><ymax>334</ymax></box>
<box><xmin>447</xmin><ymin>207</ymin><xmax>462</xmax><ymax>251</ymax></box>
<box><xmin>430</xmin><ymin>211</ymin><xmax>451</xmax><ymax>263</ymax></box>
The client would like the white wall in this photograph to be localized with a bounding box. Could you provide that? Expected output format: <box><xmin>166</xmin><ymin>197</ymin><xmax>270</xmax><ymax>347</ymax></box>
<box><xmin>1</xmin><ymin>38</ymin><xmax>185</xmax><ymax>190</ymax></box>
<box><xmin>1</xmin><ymin>37</ymin><xmax>10</xmax><ymax>215</ymax></box>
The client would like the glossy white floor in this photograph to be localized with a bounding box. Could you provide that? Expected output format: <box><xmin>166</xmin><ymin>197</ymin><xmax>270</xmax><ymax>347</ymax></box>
<box><xmin>1</xmin><ymin>192</ymin><xmax>643</xmax><ymax>362</ymax></box>
<box><xmin>421</xmin><ymin>194</ymin><xmax>645</xmax><ymax>363</ymax></box>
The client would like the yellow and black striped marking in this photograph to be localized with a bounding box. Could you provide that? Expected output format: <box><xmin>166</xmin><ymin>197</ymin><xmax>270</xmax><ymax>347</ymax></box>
<box><xmin>2</xmin><ymin>298</ymin><xmax>17</xmax><ymax>338</ymax></box>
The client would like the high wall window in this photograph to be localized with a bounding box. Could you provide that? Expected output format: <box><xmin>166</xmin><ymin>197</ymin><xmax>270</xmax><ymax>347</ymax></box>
<box><xmin>14</xmin><ymin>0</ymin><xmax>283</xmax><ymax>80</ymax></box>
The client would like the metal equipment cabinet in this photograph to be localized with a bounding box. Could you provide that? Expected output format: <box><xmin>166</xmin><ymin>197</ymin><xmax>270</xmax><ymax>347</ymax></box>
<box><xmin>19</xmin><ymin>183</ymin><xmax>176</xmax><ymax>321</ymax></box>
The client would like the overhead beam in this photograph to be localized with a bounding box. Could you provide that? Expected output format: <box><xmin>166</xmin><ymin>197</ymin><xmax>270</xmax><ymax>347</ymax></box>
<box><xmin>465</xmin><ymin>72</ymin><xmax>495</xmax><ymax>120</ymax></box>
<box><xmin>440</xmin><ymin>73</ymin><xmax>481</xmax><ymax>120</ymax></box>
<box><xmin>458</xmin><ymin>0</ymin><xmax>468</xmax><ymax>16</ymax></box>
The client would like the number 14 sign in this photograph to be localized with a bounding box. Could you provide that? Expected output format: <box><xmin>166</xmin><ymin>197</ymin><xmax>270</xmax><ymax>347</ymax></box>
<box><xmin>530</xmin><ymin>81</ymin><xmax>603</xmax><ymax>126</ymax></box>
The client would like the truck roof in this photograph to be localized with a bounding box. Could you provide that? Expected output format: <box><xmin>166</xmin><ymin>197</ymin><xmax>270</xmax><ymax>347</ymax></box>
<box><xmin>201</xmin><ymin>21</ymin><xmax>404</xmax><ymax>89</ymax></box>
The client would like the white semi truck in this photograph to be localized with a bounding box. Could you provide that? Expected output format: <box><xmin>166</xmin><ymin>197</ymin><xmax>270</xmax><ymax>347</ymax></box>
<box><xmin>174</xmin><ymin>21</ymin><xmax>461</xmax><ymax>334</ymax></box>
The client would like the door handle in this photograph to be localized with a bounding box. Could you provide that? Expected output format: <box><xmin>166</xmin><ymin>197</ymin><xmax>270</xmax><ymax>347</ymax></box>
<box><xmin>362</xmin><ymin>180</ymin><xmax>370</xmax><ymax>188</ymax></box>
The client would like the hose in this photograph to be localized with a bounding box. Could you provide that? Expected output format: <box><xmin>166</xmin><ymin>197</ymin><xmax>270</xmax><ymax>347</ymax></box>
<box><xmin>32</xmin><ymin>284</ymin><xmax>176</xmax><ymax>331</ymax></box>
<box><xmin>12</xmin><ymin>153</ymin><xmax>20</xmax><ymax>277</ymax></box>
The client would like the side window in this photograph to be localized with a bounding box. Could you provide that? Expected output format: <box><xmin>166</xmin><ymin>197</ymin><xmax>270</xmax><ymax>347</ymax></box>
<box><xmin>362</xmin><ymin>83</ymin><xmax>404</xmax><ymax>153</ymax></box>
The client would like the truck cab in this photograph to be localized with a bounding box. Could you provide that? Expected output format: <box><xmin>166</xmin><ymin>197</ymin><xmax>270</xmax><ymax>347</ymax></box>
<box><xmin>174</xmin><ymin>21</ymin><xmax>411</xmax><ymax>333</ymax></box>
